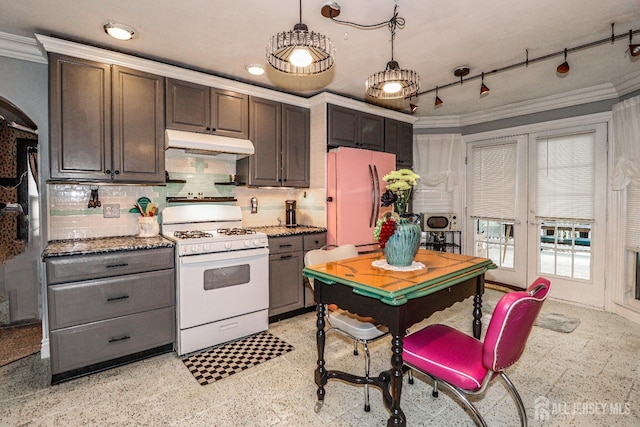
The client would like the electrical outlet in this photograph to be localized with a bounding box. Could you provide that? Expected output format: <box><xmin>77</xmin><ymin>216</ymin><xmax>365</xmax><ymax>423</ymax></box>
<box><xmin>103</xmin><ymin>204</ymin><xmax>121</xmax><ymax>218</ymax></box>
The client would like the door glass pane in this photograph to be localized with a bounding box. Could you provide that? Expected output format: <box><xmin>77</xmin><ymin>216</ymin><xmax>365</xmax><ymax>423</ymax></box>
<box><xmin>474</xmin><ymin>219</ymin><xmax>514</xmax><ymax>268</ymax></box>
<box><xmin>539</xmin><ymin>220</ymin><xmax>591</xmax><ymax>280</ymax></box>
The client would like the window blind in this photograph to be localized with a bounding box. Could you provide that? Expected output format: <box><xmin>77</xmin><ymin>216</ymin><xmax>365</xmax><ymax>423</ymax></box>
<box><xmin>536</xmin><ymin>132</ymin><xmax>595</xmax><ymax>220</ymax></box>
<box><xmin>470</xmin><ymin>142</ymin><xmax>517</xmax><ymax>220</ymax></box>
<box><xmin>628</xmin><ymin>182</ymin><xmax>640</xmax><ymax>248</ymax></box>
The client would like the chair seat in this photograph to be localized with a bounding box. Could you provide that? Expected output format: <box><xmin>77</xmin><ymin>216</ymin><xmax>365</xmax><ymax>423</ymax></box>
<box><xmin>329</xmin><ymin>309</ymin><xmax>388</xmax><ymax>340</ymax></box>
<box><xmin>404</xmin><ymin>324</ymin><xmax>488</xmax><ymax>391</ymax></box>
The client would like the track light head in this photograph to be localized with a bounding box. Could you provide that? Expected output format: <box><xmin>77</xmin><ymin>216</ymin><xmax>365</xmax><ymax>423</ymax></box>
<box><xmin>629</xmin><ymin>30</ymin><xmax>640</xmax><ymax>57</ymax></box>
<box><xmin>410</xmin><ymin>103</ymin><xmax>418</xmax><ymax>114</ymax></box>
<box><xmin>557</xmin><ymin>48</ymin><xmax>570</xmax><ymax>74</ymax></box>
<box><xmin>480</xmin><ymin>73</ymin><xmax>490</xmax><ymax>95</ymax></box>
<box><xmin>434</xmin><ymin>87</ymin><xmax>443</xmax><ymax>106</ymax></box>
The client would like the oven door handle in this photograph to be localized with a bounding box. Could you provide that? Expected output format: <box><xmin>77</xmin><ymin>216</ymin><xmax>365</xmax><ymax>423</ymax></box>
<box><xmin>180</xmin><ymin>247</ymin><xmax>269</xmax><ymax>265</ymax></box>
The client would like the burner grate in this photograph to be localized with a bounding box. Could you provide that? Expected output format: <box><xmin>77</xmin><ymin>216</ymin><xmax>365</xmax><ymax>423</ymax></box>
<box><xmin>174</xmin><ymin>230</ymin><xmax>214</xmax><ymax>239</ymax></box>
<box><xmin>217</xmin><ymin>228</ymin><xmax>256</xmax><ymax>236</ymax></box>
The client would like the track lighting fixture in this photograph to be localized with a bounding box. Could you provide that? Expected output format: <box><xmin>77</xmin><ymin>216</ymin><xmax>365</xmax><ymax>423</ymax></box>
<box><xmin>410</xmin><ymin>103</ymin><xmax>418</xmax><ymax>114</ymax></box>
<box><xmin>629</xmin><ymin>30</ymin><xmax>640</xmax><ymax>57</ymax></box>
<box><xmin>480</xmin><ymin>73</ymin><xmax>490</xmax><ymax>95</ymax></box>
<box><xmin>557</xmin><ymin>48</ymin><xmax>570</xmax><ymax>74</ymax></box>
<box><xmin>434</xmin><ymin>87</ymin><xmax>443</xmax><ymax>106</ymax></box>
<box><xmin>266</xmin><ymin>0</ymin><xmax>335</xmax><ymax>75</ymax></box>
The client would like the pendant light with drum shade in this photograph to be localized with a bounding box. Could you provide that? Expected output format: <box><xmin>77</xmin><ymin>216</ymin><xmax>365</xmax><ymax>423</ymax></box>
<box><xmin>365</xmin><ymin>1</ymin><xmax>420</xmax><ymax>99</ymax></box>
<box><xmin>266</xmin><ymin>0</ymin><xmax>335</xmax><ymax>75</ymax></box>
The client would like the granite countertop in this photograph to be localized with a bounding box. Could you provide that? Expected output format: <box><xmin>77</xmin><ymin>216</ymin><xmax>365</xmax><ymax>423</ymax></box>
<box><xmin>248</xmin><ymin>225</ymin><xmax>327</xmax><ymax>238</ymax></box>
<box><xmin>42</xmin><ymin>235</ymin><xmax>175</xmax><ymax>258</ymax></box>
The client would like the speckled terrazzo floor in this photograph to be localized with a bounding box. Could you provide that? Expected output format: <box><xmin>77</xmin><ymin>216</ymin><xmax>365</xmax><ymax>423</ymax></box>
<box><xmin>1</xmin><ymin>289</ymin><xmax>639</xmax><ymax>426</ymax></box>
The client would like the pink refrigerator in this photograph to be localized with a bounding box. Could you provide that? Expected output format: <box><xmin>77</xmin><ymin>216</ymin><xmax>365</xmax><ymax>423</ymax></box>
<box><xmin>327</xmin><ymin>147</ymin><xmax>396</xmax><ymax>252</ymax></box>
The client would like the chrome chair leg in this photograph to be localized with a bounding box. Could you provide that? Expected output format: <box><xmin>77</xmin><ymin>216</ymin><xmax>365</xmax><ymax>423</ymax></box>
<box><xmin>432</xmin><ymin>379</ymin><xmax>439</xmax><ymax>397</ymax></box>
<box><xmin>500</xmin><ymin>372</ymin><xmax>527</xmax><ymax>427</ymax></box>
<box><xmin>363</xmin><ymin>340</ymin><xmax>371</xmax><ymax>412</ymax></box>
<box><xmin>431</xmin><ymin>376</ymin><xmax>487</xmax><ymax>427</ymax></box>
<box><xmin>407</xmin><ymin>368</ymin><xmax>414</xmax><ymax>384</ymax></box>
<box><xmin>353</xmin><ymin>339</ymin><xmax>359</xmax><ymax>356</ymax></box>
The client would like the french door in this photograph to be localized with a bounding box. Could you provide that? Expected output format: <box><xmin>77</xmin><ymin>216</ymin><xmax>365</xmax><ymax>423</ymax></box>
<box><xmin>466</xmin><ymin>123</ymin><xmax>607</xmax><ymax>308</ymax></box>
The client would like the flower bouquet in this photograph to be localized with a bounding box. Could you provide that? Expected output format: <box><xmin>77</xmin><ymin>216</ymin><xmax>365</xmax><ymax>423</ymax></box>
<box><xmin>374</xmin><ymin>169</ymin><xmax>421</xmax><ymax>266</ymax></box>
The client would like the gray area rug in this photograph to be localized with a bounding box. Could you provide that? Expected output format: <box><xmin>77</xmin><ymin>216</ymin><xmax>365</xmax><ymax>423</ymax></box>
<box><xmin>482</xmin><ymin>301</ymin><xmax>580</xmax><ymax>333</ymax></box>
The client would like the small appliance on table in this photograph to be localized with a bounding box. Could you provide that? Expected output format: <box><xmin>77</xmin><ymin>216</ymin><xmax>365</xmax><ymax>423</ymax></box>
<box><xmin>161</xmin><ymin>205</ymin><xmax>269</xmax><ymax>355</ymax></box>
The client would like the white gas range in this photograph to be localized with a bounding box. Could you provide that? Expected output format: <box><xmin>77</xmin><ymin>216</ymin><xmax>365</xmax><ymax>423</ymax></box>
<box><xmin>161</xmin><ymin>205</ymin><xmax>269</xmax><ymax>355</ymax></box>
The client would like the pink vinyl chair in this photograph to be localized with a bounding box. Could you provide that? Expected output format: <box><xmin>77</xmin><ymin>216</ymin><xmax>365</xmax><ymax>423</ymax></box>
<box><xmin>403</xmin><ymin>277</ymin><xmax>551</xmax><ymax>427</ymax></box>
<box><xmin>304</xmin><ymin>244</ymin><xmax>389</xmax><ymax>412</ymax></box>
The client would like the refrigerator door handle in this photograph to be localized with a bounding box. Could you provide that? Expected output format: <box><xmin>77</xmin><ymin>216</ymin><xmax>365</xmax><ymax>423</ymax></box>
<box><xmin>373</xmin><ymin>164</ymin><xmax>381</xmax><ymax>223</ymax></box>
<box><xmin>368</xmin><ymin>164</ymin><xmax>376</xmax><ymax>227</ymax></box>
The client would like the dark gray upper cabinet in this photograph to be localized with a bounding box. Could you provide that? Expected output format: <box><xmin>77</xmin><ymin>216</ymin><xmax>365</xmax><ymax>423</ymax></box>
<box><xmin>111</xmin><ymin>66</ymin><xmax>165</xmax><ymax>183</ymax></box>
<box><xmin>327</xmin><ymin>104</ymin><xmax>384</xmax><ymax>151</ymax></box>
<box><xmin>49</xmin><ymin>54</ymin><xmax>165</xmax><ymax>184</ymax></box>
<box><xmin>238</xmin><ymin>97</ymin><xmax>310</xmax><ymax>188</ymax></box>
<box><xmin>166</xmin><ymin>78</ymin><xmax>249</xmax><ymax>139</ymax></box>
<box><xmin>282</xmin><ymin>104</ymin><xmax>310</xmax><ymax>187</ymax></box>
<box><xmin>385</xmin><ymin>118</ymin><xmax>414</xmax><ymax>168</ymax></box>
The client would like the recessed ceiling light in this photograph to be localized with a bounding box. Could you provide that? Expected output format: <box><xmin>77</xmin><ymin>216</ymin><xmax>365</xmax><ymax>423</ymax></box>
<box><xmin>245</xmin><ymin>64</ymin><xmax>265</xmax><ymax>76</ymax></box>
<box><xmin>104</xmin><ymin>22</ymin><xmax>135</xmax><ymax>41</ymax></box>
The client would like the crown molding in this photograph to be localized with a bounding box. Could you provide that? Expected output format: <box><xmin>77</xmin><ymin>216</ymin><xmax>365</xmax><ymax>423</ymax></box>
<box><xmin>613</xmin><ymin>68</ymin><xmax>640</xmax><ymax>97</ymax></box>
<box><xmin>0</xmin><ymin>31</ymin><xmax>47</xmax><ymax>64</ymax></box>
<box><xmin>308</xmin><ymin>92</ymin><xmax>417</xmax><ymax>123</ymax></box>
<box><xmin>415</xmin><ymin>83</ymin><xmax>619</xmax><ymax>129</ymax></box>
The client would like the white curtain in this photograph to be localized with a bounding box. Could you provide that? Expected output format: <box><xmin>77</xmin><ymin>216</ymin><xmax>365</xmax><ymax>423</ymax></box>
<box><xmin>413</xmin><ymin>134</ymin><xmax>460</xmax><ymax>192</ymax></box>
<box><xmin>612</xmin><ymin>95</ymin><xmax>640</xmax><ymax>190</ymax></box>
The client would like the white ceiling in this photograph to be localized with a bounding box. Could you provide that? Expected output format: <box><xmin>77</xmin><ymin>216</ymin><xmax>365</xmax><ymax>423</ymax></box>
<box><xmin>1</xmin><ymin>0</ymin><xmax>639</xmax><ymax>118</ymax></box>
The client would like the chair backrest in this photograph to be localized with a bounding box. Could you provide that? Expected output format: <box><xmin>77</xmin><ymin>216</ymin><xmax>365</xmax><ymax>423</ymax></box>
<box><xmin>482</xmin><ymin>277</ymin><xmax>551</xmax><ymax>372</ymax></box>
<box><xmin>304</xmin><ymin>244</ymin><xmax>359</xmax><ymax>289</ymax></box>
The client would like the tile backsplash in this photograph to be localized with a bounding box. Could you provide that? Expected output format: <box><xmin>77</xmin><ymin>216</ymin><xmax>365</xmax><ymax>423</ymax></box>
<box><xmin>47</xmin><ymin>152</ymin><xmax>326</xmax><ymax>241</ymax></box>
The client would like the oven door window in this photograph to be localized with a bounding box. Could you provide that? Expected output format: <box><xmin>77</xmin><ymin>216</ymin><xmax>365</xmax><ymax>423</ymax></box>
<box><xmin>203</xmin><ymin>264</ymin><xmax>250</xmax><ymax>290</ymax></box>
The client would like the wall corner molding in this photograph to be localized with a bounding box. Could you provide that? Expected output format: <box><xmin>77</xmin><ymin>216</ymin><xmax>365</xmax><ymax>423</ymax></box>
<box><xmin>0</xmin><ymin>31</ymin><xmax>47</xmax><ymax>64</ymax></box>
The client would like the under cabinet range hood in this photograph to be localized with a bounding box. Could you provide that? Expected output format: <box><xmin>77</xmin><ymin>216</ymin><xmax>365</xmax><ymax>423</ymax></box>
<box><xmin>165</xmin><ymin>129</ymin><xmax>254</xmax><ymax>159</ymax></box>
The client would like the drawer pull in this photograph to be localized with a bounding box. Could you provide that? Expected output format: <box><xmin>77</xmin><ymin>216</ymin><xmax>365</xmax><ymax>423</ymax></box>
<box><xmin>280</xmin><ymin>255</ymin><xmax>293</xmax><ymax>259</ymax></box>
<box><xmin>107</xmin><ymin>295</ymin><xmax>130</xmax><ymax>302</ymax></box>
<box><xmin>279</xmin><ymin>244</ymin><xmax>293</xmax><ymax>248</ymax></box>
<box><xmin>108</xmin><ymin>335</ymin><xmax>131</xmax><ymax>343</ymax></box>
<box><xmin>106</xmin><ymin>263</ymin><xmax>129</xmax><ymax>269</ymax></box>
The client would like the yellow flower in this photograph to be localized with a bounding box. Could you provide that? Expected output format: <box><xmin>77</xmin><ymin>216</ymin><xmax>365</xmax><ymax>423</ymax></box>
<box><xmin>382</xmin><ymin>169</ymin><xmax>420</xmax><ymax>197</ymax></box>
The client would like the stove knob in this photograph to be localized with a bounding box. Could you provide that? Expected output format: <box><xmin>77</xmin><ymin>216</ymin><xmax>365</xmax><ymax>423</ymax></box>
<box><xmin>253</xmin><ymin>239</ymin><xmax>261</xmax><ymax>246</ymax></box>
<box><xmin>191</xmin><ymin>245</ymin><xmax>200</xmax><ymax>253</ymax></box>
<box><xmin>244</xmin><ymin>240</ymin><xmax>251</xmax><ymax>247</ymax></box>
<box><xmin>203</xmin><ymin>244</ymin><xmax>211</xmax><ymax>251</ymax></box>
<box><xmin>225</xmin><ymin>242</ymin><xmax>232</xmax><ymax>250</ymax></box>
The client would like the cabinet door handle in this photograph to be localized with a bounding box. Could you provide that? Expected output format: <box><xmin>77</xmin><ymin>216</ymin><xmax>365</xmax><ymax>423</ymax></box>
<box><xmin>107</xmin><ymin>295</ymin><xmax>130</xmax><ymax>302</ymax></box>
<box><xmin>280</xmin><ymin>255</ymin><xmax>293</xmax><ymax>259</ymax></box>
<box><xmin>106</xmin><ymin>263</ymin><xmax>129</xmax><ymax>269</ymax></box>
<box><xmin>105</xmin><ymin>170</ymin><xmax>111</xmax><ymax>175</ymax></box>
<box><xmin>108</xmin><ymin>335</ymin><xmax>131</xmax><ymax>343</ymax></box>
<box><xmin>114</xmin><ymin>170</ymin><xmax>120</xmax><ymax>175</ymax></box>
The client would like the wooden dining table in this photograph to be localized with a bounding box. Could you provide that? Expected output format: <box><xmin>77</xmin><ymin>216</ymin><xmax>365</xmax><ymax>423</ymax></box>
<box><xmin>303</xmin><ymin>249</ymin><xmax>496</xmax><ymax>426</ymax></box>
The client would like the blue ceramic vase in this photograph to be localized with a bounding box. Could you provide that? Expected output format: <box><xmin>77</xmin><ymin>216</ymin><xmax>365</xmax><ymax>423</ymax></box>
<box><xmin>383</xmin><ymin>218</ymin><xmax>421</xmax><ymax>267</ymax></box>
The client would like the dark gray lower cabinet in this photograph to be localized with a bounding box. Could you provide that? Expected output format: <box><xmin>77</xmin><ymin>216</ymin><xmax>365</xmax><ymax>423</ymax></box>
<box><xmin>45</xmin><ymin>247</ymin><xmax>175</xmax><ymax>384</ymax></box>
<box><xmin>268</xmin><ymin>233</ymin><xmax>327</xmax><ymax>318</ymax></box>
<box><xmin>268</xmin><ymin>236</ymin><xmax>304</xmax><ymax>317</ymax></box>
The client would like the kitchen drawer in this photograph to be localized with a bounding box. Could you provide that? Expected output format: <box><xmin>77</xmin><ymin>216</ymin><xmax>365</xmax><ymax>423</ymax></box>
<box><xmin>49</xmin><ymin>306</ymin><xmax>175</xmax><ymax>375</ymax></box>
<box><xmin>46</xmin><ymin>247</ymin><xmax>174</xmax><ymax>284</ymax></box>
<box><xmin>268</xmin><ymin>235</ymin><xmax>303</xmax><ymax>254</ymax></box>
<box><xmin>303</xmin><ymin>233</ymin><xmax>326</xmax><ymax>251</ymax></box>
<box><xmin>48</xmin><ymin>269</ymin><xmax>175</xmax><ymax>330</ymax></box>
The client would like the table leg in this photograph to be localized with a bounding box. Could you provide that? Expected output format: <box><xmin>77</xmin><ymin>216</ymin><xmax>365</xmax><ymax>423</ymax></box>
<box><xmin>387</xmin><ymin>334</ymin><xmax>406</xmax><ymax>426</ymax></box>
<box><xmin>472</xmin><ymin>276</ymin><xmax>484</xmax><ymax>339</ymax></box>
<box><xmin>314</xmin><ymin>302</ymin><xmax>327</xmax><ymax>412</ymax></box>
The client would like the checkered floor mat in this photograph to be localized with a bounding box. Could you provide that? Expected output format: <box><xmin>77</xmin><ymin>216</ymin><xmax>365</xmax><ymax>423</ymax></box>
<box><xmin>181</xmin><ymin>331</ymin><xmax>294</xmax><ymax>385</ymax></box>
